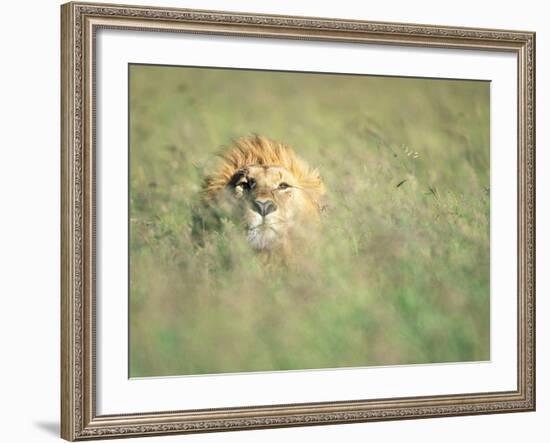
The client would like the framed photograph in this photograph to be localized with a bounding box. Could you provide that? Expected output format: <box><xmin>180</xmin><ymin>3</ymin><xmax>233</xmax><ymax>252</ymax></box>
<box><xmin>61</xmin><ymin>1</ymin><xmax>536</xmax><ymax>440</ymax></box>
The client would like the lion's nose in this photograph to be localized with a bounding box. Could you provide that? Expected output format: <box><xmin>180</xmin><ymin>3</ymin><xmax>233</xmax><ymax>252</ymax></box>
<box><xmin>251</xmin><ymin>199</ymin><xmax>277</xmax><ymax>217</ymax></box>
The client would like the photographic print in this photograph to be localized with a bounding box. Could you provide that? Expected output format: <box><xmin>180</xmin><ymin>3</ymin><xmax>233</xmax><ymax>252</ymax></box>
<box><xmin>129</xmin><ymin>65</ymin><xmax>490</xmax><ymax>377</ymax></box>
<box><xmin>62</xmin><ymin>4</ymin><xmax>535</xmax><ymax>439</ymax></box>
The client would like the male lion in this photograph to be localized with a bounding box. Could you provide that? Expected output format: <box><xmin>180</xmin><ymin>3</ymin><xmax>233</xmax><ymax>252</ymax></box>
<box><xmin>201</xmin><ymin>135</ymin><xmax>325</xmax><ymax>256</ymax></box>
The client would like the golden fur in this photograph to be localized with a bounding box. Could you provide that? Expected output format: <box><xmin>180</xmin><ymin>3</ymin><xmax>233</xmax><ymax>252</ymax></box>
<box><xmin>204</xmin><ymin>135</ymin><xmax>325</xmax><ymax>203</ymax></box>
<box><xmin>203</xmin><ymin>135</ymin><xmax>325</xmax><ymax>254</ymax></box>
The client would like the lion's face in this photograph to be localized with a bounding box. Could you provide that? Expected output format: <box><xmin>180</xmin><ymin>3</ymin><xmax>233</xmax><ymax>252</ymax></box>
<box><xmin>203</xmin><ymin>136</ymin><xmax>325</xmax><ymax>255</ymax></box>
<box><xmin>227</xmin><ymin>165</ymin><xmax>320</xmax><ymax>251</ymax></box>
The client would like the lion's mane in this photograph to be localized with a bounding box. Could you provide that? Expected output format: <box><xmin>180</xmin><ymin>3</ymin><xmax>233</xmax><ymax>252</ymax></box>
<box><xmin>203</xmin><ymin>135</ymin><xmax>325</xmax><ymax>209</ymax></box>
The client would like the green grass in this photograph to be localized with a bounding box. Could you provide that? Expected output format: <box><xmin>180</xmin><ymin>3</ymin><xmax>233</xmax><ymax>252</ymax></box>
<box><xmin>129</xmin><ymin>65</ymin><xmax>490</xmax><ymax>377</ymax></box>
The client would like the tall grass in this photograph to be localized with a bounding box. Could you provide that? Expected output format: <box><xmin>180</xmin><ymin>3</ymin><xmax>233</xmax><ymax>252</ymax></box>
<box><xmin>129</xmin><ymin>65</ymin><xmax>490</xmax><ymax>377</ymax></box>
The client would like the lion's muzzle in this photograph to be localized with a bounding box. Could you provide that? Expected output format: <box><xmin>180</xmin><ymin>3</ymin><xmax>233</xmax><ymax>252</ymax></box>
<box><xmin>251</xmin><ymin>199</ymin><xmax>278</xmax><ymax>217</ymax></box>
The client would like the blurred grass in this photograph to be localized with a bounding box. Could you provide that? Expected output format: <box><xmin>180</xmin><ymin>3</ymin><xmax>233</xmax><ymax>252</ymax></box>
<box><xmin>129</xmin><ymin>64</ymin><xmax>490</xmax><ymax>377</ymax></box>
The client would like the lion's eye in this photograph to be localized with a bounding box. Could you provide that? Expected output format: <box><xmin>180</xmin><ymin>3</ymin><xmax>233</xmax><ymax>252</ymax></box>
<box><xmin>278</xmin><ymin>182</ymin><xmax>290</xmax><ymax>190</ymax></box>
<box><xmin>239</xmin><ymin>178</ymin><xmax>255</xmax><ymax>191</ymax></box>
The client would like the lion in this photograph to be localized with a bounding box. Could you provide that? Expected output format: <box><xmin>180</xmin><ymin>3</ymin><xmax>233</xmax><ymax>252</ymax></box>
<box><xmin>200</xmin><ymin>135</ymin><xmax>326</xmax><ymax>257</ymax></box>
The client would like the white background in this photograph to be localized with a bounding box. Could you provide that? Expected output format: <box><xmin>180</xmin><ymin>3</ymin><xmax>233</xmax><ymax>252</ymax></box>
<box><xmin>0</xmin><ymin>0</ymin><xmax>547</xmax><ymax>442</ymax></box>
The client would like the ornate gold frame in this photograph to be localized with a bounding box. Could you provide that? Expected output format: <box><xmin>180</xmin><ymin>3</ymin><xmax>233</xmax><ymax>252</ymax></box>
<box><xmin>61</xmin><ymin>2</ymin><xmax>536</xmax><ymax>440</ymax></box>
